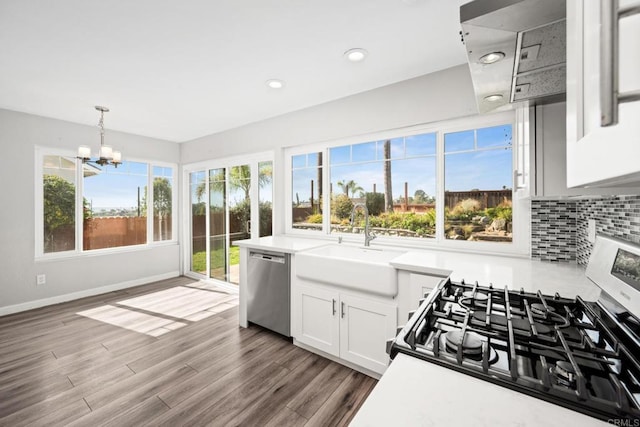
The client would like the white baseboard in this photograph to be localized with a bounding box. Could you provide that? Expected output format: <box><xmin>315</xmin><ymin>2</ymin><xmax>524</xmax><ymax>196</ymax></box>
<box><xmin>0</xmin><ymin>271</ymin><xmax>180</xmax><ymax>317</ymax></box>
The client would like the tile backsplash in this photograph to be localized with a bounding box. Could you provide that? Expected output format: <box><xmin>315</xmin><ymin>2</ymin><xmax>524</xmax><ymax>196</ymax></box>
<box><xmin>531</xmin><ymin>195</ymin><xmax>640</xmax><ymax>265</ymax></box>
<box><xmin>531</xmin><ymin>200</ymin><xmax>577</xmax><ymax>262</ymax></box>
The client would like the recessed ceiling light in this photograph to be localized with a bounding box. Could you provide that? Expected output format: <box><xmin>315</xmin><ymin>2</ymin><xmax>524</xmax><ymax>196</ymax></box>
<box><xmin>484</xmin><ymin>94</ymin><xmax>504</xmax><ymax>102</ymax></box>
<box><xmin>479</xmin><ymin>52</ymin><xmax>505</xmax><ymax>64</ymax></box>
<box><xmin>344</xmin><ymin>48</ymin><xmax>368</xmax><ymax>62</ymax></box>
<box><xmin>266</xmin><ymin>79</ymin><xmax>284</xmax><ymax>89</ymax></box>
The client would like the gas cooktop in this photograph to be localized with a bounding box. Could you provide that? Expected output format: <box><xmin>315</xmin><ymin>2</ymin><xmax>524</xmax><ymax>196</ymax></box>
<box><xmin>388</xmin><ymin>236</ymin><xmax>640</xmax><ymax>422</ymax></box>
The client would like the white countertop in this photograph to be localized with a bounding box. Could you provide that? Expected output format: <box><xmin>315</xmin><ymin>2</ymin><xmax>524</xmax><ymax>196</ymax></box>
<box><xmin>350</xmin><ymin>353</ymin><xmax>608</xmax><ymax>427</ymax></box>
<box><xmin>391</xmin><ymin>250</ymin><xmax>601</xmax><ymax>301</ymax></box>
<box><xmin>234</xmin><ymin>235</ymin><xmax>329</xmax><ymax>254</ymax></box>
<box><xmin>235</xmin><ymin>235</ymin><xmax>601</xmax><ymax>300</ymax></box>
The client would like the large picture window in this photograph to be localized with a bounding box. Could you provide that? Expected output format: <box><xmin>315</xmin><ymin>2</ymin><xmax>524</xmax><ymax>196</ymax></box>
<box><xmin>286</xmin><ymin>114</ymin><xmax>516</xmax><ymax>249</ymax></box>
<box><xmin>37</xmin><ymin>150</ymin><xmax>177</xmax><ymax>257</ymax></box>
<box><xmin>329</xmin><ymin>134</ymin><xmax>437</xmax><ymax>239</ymax></box>
<box><xmin>83</xmin><ymin>161</ymin><xmax>148</xmax><ymax>250</ymax></box>
<box><xmin>444</xmin><ymin>125</ymin><xmax>513</xmax><ymax>243</ymax></box>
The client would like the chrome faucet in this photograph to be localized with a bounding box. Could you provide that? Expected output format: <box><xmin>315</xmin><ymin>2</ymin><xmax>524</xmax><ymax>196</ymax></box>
<box><xmin>350</xmin><ymin>202</ymin><xmax>376</xmax><ymax>247</ymax></box>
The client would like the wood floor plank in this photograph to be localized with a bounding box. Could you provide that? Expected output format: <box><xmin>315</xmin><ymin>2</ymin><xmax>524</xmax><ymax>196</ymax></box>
<box><xmin>286</xmin><ymin>361</ymin><xmax>352</xmax><ymax>419</ymax></box>
<box><xmin>102</xmin><ymin>396</ymin><xmax>170</xmax><ymax>427</ymax></box>
<box><xmin>0</xmin><ymin>370</ymin><xmax>74</xmax><ymax>418</ymax></box>
<box><xmin>22</xmin><ymin>398</ymin><xmax>91</xmax><ymax>427</ymax></box>
<box><xmin>68</xmin><ymin>365</ymin><xmax>197</xmax><ymax>427</ymax></box>
<box><xmin>0</xmin><ymin>364</ymin><xmax>135</xmax><ymax>427</ymax></box>
<box><xmin>156</xmin><ymin>332</ymin><xmax>284</xmax><ymax>408</ymax></box>
<box><xmin>0</xmin><ymin>276</ymin><xmax>378</xmax><ymax>426</ymax></box>
<box><xmin>304</xmin><ymin>370</ymin><xmax>377</xmax><ymax>427</ymax></box>
<box><xmin>83</xmin><ymin>363</ymin><xmax>197</xmax><ymax>411</ymax></box>
<box><xmin>149</xmin><ymin>339</ymin><xmax>293</xmax><ymax>425</ymax></box>
<box><xmin>264</xmin><ymin>406</ymin><xmax>309</xmax><ymax>427</ymax></box>
<box><xmin>234</xmin><ymin>353</ymin><xmax>331</xmax><ymax>427</ymax></box>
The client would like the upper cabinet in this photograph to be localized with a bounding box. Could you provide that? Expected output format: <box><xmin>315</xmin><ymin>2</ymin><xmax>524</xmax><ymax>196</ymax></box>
<box><xmin>566</xmin><ymin>0</ymin><xmax>640</xmax><ymax>188</ymax></box>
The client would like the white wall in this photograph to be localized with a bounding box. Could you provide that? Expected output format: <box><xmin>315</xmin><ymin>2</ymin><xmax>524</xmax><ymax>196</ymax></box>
<box><xmin>181</xmin><ymin>65</ymin><xmax>477</xmax><ymax>163</ymax></box>
<box><xmin>180</xmin><ymin>64</ymin><xmax>477</xmax><ymax>234</ymax></box>
<box><xmin>0</xmin><ymin>109</ymin><xmax>181</xmax><ymax>314</ymax></box>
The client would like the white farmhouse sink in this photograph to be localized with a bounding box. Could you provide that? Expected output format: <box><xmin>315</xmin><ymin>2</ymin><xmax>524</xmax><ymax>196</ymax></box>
<box><xmin>295</xmin><ymin>244</ymin><xmax>406</xmax><ymax>297</ymax></box>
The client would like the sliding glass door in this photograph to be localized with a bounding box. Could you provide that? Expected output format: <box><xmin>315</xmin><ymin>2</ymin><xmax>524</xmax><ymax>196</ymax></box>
<box><xmin>187</xmin><ymin>157</ymin><xmax>272</xmax><ymax>285</ymax></box>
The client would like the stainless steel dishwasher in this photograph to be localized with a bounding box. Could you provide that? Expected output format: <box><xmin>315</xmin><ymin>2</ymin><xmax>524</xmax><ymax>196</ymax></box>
<box><xmin>247</xmin><ymin>250</ymin><xmax>291</xmax><ymax>337</ymax></box>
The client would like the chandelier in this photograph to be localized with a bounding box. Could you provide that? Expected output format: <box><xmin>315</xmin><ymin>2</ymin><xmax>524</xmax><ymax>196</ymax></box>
<box><xmin>77</xmin><ymin>106</ymin><xmax>122</xmax><ymax>167</ymax></box>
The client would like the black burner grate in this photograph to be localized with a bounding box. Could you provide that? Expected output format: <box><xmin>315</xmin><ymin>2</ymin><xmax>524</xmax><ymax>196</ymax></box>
<box><xmin>390</xmin><ymin>279</ymin><xmax>640</xmax><ymax>422</ymax></box>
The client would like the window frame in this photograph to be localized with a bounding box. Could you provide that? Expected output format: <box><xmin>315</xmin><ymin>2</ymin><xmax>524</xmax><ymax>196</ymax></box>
<box><xmin>284</xmin><ymin>111</ymin><xmax>530</xmax><ymax>256</ymax></box>
<box><xmin>35</xmin><ymin>146</ymin><xmax>178</xmax><ymax>260</ymax></box>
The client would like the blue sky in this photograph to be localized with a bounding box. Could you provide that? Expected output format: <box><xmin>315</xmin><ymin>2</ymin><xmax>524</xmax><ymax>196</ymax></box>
<box><xmin>292</xmin><ymin>125</ymin><xmax>512</xmax><ymax>203</ymax></box>
<box><xmin>85</xmin><ymin>163</ymin><xmax>172</xmax><ymax>211</ymax></box>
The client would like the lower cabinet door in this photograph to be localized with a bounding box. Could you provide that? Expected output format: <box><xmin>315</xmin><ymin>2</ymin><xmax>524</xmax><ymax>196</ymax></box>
<box><xmin>294</xmin><ymin>285</ymin><xmax>339</xmax><ymax>357</ymax></box>
<box><xmin>339</xmin><ymin>293</ymin><xmax>397</xmax><ymax>374</ymax></box>
<box><xmin>409</xmin><ymin>273</ymin><xmax>444</xmax><ymax>308</ymax></box>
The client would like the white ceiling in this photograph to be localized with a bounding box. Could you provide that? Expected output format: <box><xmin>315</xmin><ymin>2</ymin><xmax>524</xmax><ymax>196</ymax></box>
<box><xmin>0</xmin><ymin>0</ymin><xmax>469</xmax><ymax>142</ymax></box>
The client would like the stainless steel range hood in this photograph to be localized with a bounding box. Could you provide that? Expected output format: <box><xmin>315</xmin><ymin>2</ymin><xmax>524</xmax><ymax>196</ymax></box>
<box><xmin>460</xmin><ymin>0</ymin><xmax>566</xmax><ymax>113</ymax></box>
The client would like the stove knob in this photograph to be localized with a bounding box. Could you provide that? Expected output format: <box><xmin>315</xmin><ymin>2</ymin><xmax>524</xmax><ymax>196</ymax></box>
<box><xmin>397</xmin><ymin>325</ymin><xmax>405</xmax><ymax>334</ymax></box>
<box><xmin>419</xmin><ymin>298</ymin><xmax>426</xmax><ymax>305</ymax></box>
<box><xmin>408</xmin><ymin>310</ymin><xmax>416</xmax><ymax>320</ymax></box>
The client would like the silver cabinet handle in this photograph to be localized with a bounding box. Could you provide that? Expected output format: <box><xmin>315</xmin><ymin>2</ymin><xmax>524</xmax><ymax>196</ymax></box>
<box><xmin>341</xmin><ymin>302</ymin><xmax>345</xmax><ymax>318</ymax></box>
<box><xmin>600</xmin><ymin>0</ymin><xmax>640</xmax><ymax>126</ymax></box>
<box><xmin>332</xmin><ymin>299</ymin><xmax>336</xmax><ymax>316</ymax></box>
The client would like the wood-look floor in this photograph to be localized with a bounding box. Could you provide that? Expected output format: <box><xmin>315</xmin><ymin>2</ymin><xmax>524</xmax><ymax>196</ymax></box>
<box><xmin>0</xmin><ymin>277</ymin><xmax>377</xmax><ymax>427</ymax></box>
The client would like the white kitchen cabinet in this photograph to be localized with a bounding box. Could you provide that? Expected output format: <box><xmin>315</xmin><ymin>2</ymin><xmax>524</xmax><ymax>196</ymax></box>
<box><xmin>396</xmin><ymin>270</ymin><xmax>446</xmax><ymax>325</ymax></box>
<box><xmin>339</xmin><ymin>293</ymin><xmax>397</xmax><ymax>374</ymax></box>
<box><xmin>566</xmin><ymin>0</ymin><xmax>640</xmax><ymax>188</ymax></box>
<box><xmin>292</xmin><ymin>280</ymin><xmax>397</xmax><ymax>375</ymax></box>
<box><xmin>533</xmin><ymin>102</ymin><xmax>630</xmax><ymax>197</ymax></box>
<box><xmin>293</xmin><ymin>284</ymin><xmax>340</xmax><ymax>357</ymax></box>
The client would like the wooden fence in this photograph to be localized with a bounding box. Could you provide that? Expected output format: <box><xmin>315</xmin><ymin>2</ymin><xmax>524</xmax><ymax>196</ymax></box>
<box><xmin>45</xmin><ymin>216</ymin><xmax>173</xmax><ymax>252</ymax></box>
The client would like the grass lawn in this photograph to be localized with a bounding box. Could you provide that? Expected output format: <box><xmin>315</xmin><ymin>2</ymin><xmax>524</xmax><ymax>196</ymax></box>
<box><xmin>191</xmin><ymin>245</ymin><xmax>239</xmax><ymax>274</ymax></box>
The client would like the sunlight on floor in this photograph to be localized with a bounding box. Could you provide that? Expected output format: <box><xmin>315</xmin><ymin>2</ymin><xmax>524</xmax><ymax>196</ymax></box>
<box><xmin>76</xmin><ymin>283</ymin><xmax>238</xmax><ymax>337</ymax></box>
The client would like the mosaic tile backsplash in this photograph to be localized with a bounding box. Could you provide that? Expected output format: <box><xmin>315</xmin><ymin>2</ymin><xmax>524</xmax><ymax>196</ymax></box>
<box><xmin>531</xmin><ymin>200</ymin><xmax>577</xmax><ymax>262</ymax></box>
<box><xmin>531</xmin><ymin>195</ymin><xmax>640</xmax><ymax>265</ymax></box>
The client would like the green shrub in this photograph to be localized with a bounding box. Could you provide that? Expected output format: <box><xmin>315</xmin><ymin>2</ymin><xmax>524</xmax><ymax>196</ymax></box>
<box><xmin>331</xmin><ymin>194</ymin><xmax>354</xmax><ymax>220</ymax></box>
<box><xmin>448</xmin><ymin>198</ymin><xmax>481</xmax><ymax>221</ymax></box>
<box><xmin>305</xmin><ymin>213</ymin><xmax>323</xmax><ymax>224</ymax></box>
<box><xmin>485</xmin><ymin>205</ymin><xmax>512</xmax><ymax>222</ymax></box>
<box><xmin>365</xmin><ymin>192</ymin><xmax>385</xmax><ymax>216</ymax></box>
<box><xmin>367</xmin><ymin>210</ymin><xmax>436</xmax><ymax>236</ymax></box>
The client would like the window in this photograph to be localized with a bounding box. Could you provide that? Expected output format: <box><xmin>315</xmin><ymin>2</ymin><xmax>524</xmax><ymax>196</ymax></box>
<box><xmin>42</xmin><ymin>155</ymin><xmax>77</xmax><ymax>253</ymax></box>
<box><xmin>329</xmin><ymin>134</ymin><xmax>437</xmax><ymax>239</ymax></box>
<box><xmin>153</xmin><ymin>166</ymin><xmax>173</xmax><ymax>241</ymax></box>
<box><xmin>37</xmin><ymin>149</ymin><xmax>177</xmax><ymax>257</ymax></box>
<box><xmin>258</xmin><ymin>161</ymin><xmax>273</xmax><ymax>237</ymax></box>
<box><xmin>444</xmin><ymin>125</ymin><xmax>512</xmax><ymax>243</ymax></box>
<box><xmin>286</xmin><ymin>114</ymin><xmax>517</xmax><ymax>250</ymax></box>
<box><xmin>83</xmin><ymin>161</ymin><xmax>148</xmax><ymax>250</ymax></box>
<box><xmin>291</xmin><ymin>152</ymin><xmax>323</xmax><ymax>232</ymax></box>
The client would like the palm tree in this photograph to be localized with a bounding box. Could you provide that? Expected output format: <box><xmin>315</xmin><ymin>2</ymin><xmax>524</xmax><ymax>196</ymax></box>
<box><xmin>196</xmin><ymin>164</ymin><xmax>272</xmax><ymax>202</ymax></box>
<box><xmin>336</xmin><ymin>179</ymin><xmax>364</xmax><ymax>198</ymax></box>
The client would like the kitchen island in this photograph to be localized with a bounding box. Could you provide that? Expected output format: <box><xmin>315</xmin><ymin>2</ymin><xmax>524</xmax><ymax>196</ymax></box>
<box><xmin>350</xmin><ymin>353</ymin><xmax>608</xmax><ymax>426</ymax></box>
<box><xmin>236</xmin><ymin>235</ymin><xmax>610</xmax><ymax>425</ymax></box>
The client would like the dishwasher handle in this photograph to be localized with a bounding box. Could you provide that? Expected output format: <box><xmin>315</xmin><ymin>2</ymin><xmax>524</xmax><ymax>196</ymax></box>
<box><xmin>250</xmin><ymin>252</ymin><xmax>286</xmax><ymax>264</ymax></box>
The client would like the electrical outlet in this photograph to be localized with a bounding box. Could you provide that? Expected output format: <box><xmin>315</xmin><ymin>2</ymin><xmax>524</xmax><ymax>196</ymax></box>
<box><xmin>36</xmin><ymin>274</ymin><xmax>46</xmax><ymax>286</ymax></box>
